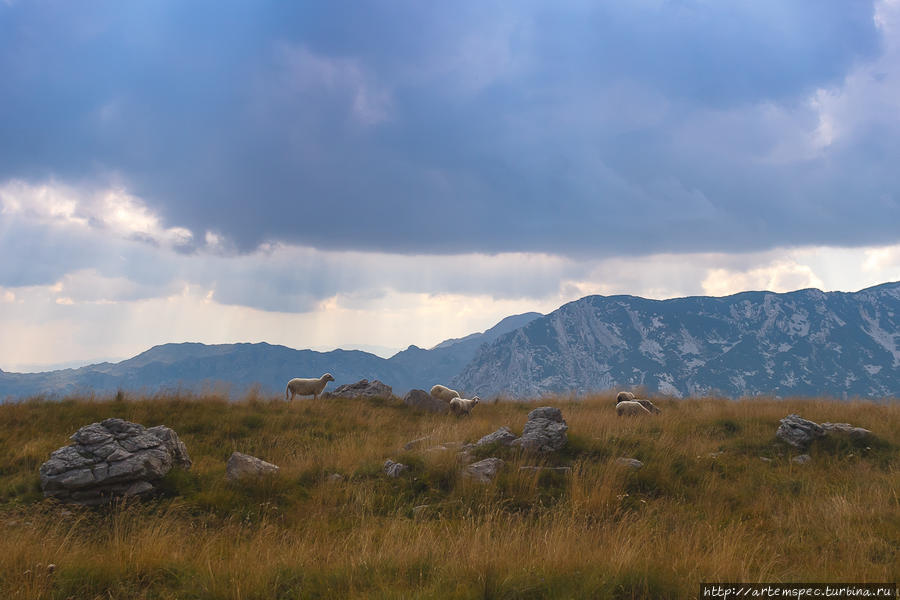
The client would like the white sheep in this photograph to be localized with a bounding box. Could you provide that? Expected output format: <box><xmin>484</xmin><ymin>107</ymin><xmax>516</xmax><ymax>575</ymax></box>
<box><xmin>616</xmin><ymin>390</ymin><xmax>661</xmax><ymax>414</ymax></box>
<box><xmin>285</xmin><ymin>373</ymin><xmax>335</xmax><ymax>402</ymax></box>
<box><xmin>430</xmin><ymin>384</ymin><xmax>461</xmax><ymax>403</ymax></box>
<box><xmin>616</xmin><ymin>400</ymin><xmax>652</xmax><ymax>417</ymax></box>
<box><xmin>449</xmin><ymin>396</ymin><xmax>480</xmax><ymax>417</ymax></box>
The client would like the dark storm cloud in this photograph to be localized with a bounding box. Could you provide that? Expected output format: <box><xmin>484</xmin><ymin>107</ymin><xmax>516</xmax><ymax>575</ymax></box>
<box><xmin>0</xmin><ymin>1</ymin><xmax>894</xmax><ymax>257</ymax></box>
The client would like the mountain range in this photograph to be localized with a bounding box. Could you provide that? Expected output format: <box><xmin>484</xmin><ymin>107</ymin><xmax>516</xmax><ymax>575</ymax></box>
<box><xmin>2</xmin><ymin>283</ymin><xmax>898</xmax><ymax>401</ymax></box>
<box><xmin>0</xmin><ymin>312</ymin><xmax>540</xmax><ymax>400</ymax></box>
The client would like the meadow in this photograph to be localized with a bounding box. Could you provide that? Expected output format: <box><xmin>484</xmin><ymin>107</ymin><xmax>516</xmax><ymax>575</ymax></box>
<box><xmin>0</xmin><ymin>391</ymin><xmax>897</xmax><ymax>599</ymax></box>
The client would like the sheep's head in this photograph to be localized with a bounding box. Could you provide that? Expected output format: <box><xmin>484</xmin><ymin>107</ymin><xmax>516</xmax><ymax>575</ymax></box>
<box><xmin>472</xmin><ymin>396</ymin><xmax>480</xmax><ymax>406</ymax></box>
<box><xmin>323</xmin><ymin>373</ymin><xmax>335</xmax><ymax>382</ymax></box>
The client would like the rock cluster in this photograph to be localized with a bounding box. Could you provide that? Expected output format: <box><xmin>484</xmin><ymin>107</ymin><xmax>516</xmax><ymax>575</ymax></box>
<box><xmin>327</xmin><ymin>379</ymin><xmax>393</xmax><ymax>399</ymax></box>
<box><xmin>39</xmin><ymin>418</ymin><xmax>191</xmax><ymax>505</ymax></box>
<box><xmin>776</xmin><ymin>414</ymin><xmax>872</xmax><ymax>449</ymax></box>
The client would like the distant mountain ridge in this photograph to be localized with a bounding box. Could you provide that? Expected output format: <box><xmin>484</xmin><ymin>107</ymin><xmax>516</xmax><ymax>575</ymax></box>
<box><xmin>3</xmin><ymin>284</ymin><xmax>899</xmax><ymax>401</ymax></box>
<box><xmin>452</xmin><ymin>282</ymin><xmax>900</xmax><ymax>399</ymax></box>
<box><xmin>0</xmin><ymin>314</ymin><xmax>543</xmax><ymax>400</ymax></box>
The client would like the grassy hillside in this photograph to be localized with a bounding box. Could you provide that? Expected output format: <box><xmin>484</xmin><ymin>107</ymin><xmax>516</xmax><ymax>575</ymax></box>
<box><xmin>0</xmin><ymin>392</ymin><xmax>897</xmax><ymax>599</ymax></box>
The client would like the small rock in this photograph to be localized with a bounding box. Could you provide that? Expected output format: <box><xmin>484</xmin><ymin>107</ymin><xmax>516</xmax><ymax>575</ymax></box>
<box><xmin>776</xmin><ymin>414</ymin><xmax>826</xmax><ymax>449</ymax></box>
<box><xmin>475</xmin><ymin>426</ymin><xmax>518</xmax><ymax>447</ymax></box>
<box><xmin>403</xmin><ymin>389</ymin><xmax>447</xmax><ymax>413</ymax></box>
<box><xmin>511</xmin><ymin>407</ymin><xmax>568</xmax><ymax>453</ymax></box>
<box><xmin>326</xmin><ymin>473</ymin><xmax>344</xmax><ymax>483</ymax></box>
<box><xmin>519</xmin><ymin>466</ymin><xmax>572</xmax><ymax>474</ymax></box>
<box><xmin>412</xmin><ymin>504</ymin><xmax>429</xmax><ymax>519</ymax></box>
<box><xmin>383</xmin><ymin>459</ymin><xmax>407</xmax><ymax>478</ymax></box>
<box><xmin>708</xmin><ymin>451</ymin><xmax>725</xmax><ymax>459</ymax></box>
<box><xmin>226</xmin><ymin>452</ymin><xmax>279</xmax><ymax>481</ymax></box>
<box><xmin>403</xmin><ymin>436</ymin><xmax>431</xmax><ymax>451</ymax></box>
<box><xmin>792</xmin><ymin>454</ymin><xmax>811</xmax><ymax>465</ymax></box>
<box><xmin>465</xmin><ymin>458</ymin><xmax>504</xmax><ymax>483</ymax></box>
<box><xmin>759</xmin><ymin>457</ymin><xmax>773</xmax><ymax>463</ymax></box>
<box><xmin>47</xmin><ymin>564</ymin><xmax>56</xmax><ymax>574</ymax></box>
<box><xmin>615</xmin><ymin>458</ymin><xmax>643</xmax><ymax>469</ymax></box>
<box><xmin>425</xmin><ymin>446</ymin><xmax>448</xmax><ymax>453</ymax></box>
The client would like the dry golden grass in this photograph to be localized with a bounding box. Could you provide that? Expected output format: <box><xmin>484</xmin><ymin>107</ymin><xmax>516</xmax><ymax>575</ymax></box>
<box><xmin>0</xmin><ymin>392</ymin><xmax>897</xmax><ymax>599</ymax></box>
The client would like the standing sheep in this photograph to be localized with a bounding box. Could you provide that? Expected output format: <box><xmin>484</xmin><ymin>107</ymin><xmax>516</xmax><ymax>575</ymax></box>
<box><xmin>430</xmin><ymin>384</ymin><xmax>461</xmax><ymax>403</ymax></box>
<box><xmin>449</xmin><ymin>396</ymin><xmax>480</xmax><ymax>417</ymax></box>
<box><xmin>285</xmin><ymin>373</ymin><xmax>335</xmax><ymax>402</ymax></box>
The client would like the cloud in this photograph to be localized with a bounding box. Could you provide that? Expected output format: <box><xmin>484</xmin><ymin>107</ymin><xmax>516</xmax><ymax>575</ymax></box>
<box><xmin>1</xmin><ymin>1</ymin><xmax>895</xmax><ymax>257</ymax></box>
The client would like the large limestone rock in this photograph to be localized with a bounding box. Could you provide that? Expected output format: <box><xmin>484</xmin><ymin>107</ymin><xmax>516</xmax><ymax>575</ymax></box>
<box><xmin>777</xmin><ymin>415</ymin><xmax>873</xmax><ymax>449</ymax></box>
<box><xmin>403</xmin><ymin>389</ymin><xmax>447</xmax><ymax>413</ymax></box>
<box><xmin>465</xmin><ymin>458</ymin><xmax>504</xmax><ymax>483</ymax></box>
<box><xmin>39</xmin><ymin>418</ymin><xmax>191</xmax><ymax>505</ymax></box>
<box><xmin>327</xmin><ymin>379</ymin><xmax>393</xmax><ymax>399</ymax></box>
<box><xmin>511</xmin><ymin>407</ymin><xmax>568</xmax><ymax>453</ymax></box>
<box><xmin>226</xmin><ymin>452</ymin><xmax>279</xmax><ymax>481</ymax></box>
<box><xmin>475</xmin><ymin>426</ymin><xmax>518</xmax><ymax>447</ymax></box>
<box><xmin>776</xmin><ymin>414</ymin><xmax>826</xmax><ymax>448</ymax></box>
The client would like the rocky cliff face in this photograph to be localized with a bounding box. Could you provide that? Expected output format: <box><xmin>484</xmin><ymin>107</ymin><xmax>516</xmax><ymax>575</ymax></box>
<box><xmin>453</xmin><ymin>283</ymin><xmax>900</xmax><ymax>399</ymax></box>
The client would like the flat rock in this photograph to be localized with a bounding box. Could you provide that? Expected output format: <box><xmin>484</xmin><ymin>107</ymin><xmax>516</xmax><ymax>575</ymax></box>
<box><xmin>475</xmin><ymin>426</ymin><xmax>518</xmax><ymax>447</ymax></box>
<box><xmin>465</xmin><ymin>458</ymin><xmax>504</xmax><ymax>483</ymax></box>
<box><xmin>328</xmin><ymin>379</ymin><xmax>393</xmax><ymax>399</ymax></box>
<box><xmin>403</xmin><ymin>436</ymin><xmax>432</xmax><ymax>451</ymax></box>
<box><xmin>226</xmin><ymin>452</ymin><xmax>279</xmax><ymax>481</ymax></box>
<box><xmin>792</xmin><ymin>454</ymin><xmax>811</xmax><ymax>465</ymax></box>
<box><xmin>519</xmin><ymin>466</ymin><xmax>572</xmax><ymax>474</ymax></box>
<box><xmin>511</xmin><ymin>407</ymin><xmax>568</xmax><ymax>453</ymax></box>
<box><xmin>39</xmin><ymin>418</ymin><xmax>191</xmax><ymax>505</ymax></box>
<box><xmin>776</xmin><ymin>414</ymin><xmax>826</xmax><ymax>449</ymax></box>
<box><xmin>403</xmin><ymin>389</ymin><xmax>447</xmax><ymax>413</ymax></box>
<box><xmin>821</xmin><ymin>422</ymin><xmax>872</xmax><ymax>438</ymax></box>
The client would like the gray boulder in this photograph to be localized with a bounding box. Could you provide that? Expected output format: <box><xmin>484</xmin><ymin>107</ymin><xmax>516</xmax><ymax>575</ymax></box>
<box><xmin>776</xmin><ymin>414</ymin><xmax>826</xmax><ymax>448</ymax></box>
<box><xmin>465</xmin><ymin>458</ymin><xmax>504</xmax><ymax>483</ymax></box>
<box><xmin>403</xmin><ymin>389</ymin><xmax>447</xmax><ymax>413</ymax></box>
<box><xmin>511</xmin><ymin>407</ymin><xmax>568</xmax><ymax>453</ymax></box>
<box><xmin>226</xmin><ymin>452</ymin><xmax>279</xmax><ymax>481</ymax></box>
<box><xmin>328</xmin><ymin>379</ymin><xmax>393</xmax><ymax>399</ymax></box>
<box><xmin>39</xmin><ymin>418</ymin><xmax>191</xmax><ymax>505</ymax></box>
<box><xmin>475</xmin><ymin>426</ymin><xmax>518</xmax><ymax>447</ymax></box>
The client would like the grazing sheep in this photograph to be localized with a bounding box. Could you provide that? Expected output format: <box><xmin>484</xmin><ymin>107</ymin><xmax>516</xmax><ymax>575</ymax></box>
<box><xmin>285</xmin><ymin>373</ymin><xmax>335</xmax><ymax>402</ymax></box>
<box><xmin>430</xmin><ymin>384</ymin><xmax>461</xmax><ymax>403</ymax></box>
<box><xmin>449</xmin><ymin>396</ymin><xmax>480</xmax><ymax>417</ymax></box>
<box><xmin>616</xmin><ymin>390</ymin><xmax>661</xmax><ymax>414</ymax></box>
<box><xmin>616</xmin><ymin>400</ymin><xmax>652</xmax><ymax>417</ymax></box>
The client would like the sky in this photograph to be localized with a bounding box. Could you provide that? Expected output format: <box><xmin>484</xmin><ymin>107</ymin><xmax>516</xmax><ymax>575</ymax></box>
<box><xmin>2</xmin><ymin>0</ymin><xmax>900</xmax><ymax>371</ymax></box>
